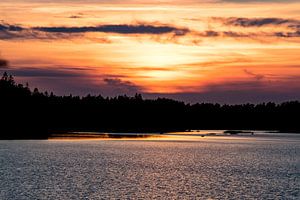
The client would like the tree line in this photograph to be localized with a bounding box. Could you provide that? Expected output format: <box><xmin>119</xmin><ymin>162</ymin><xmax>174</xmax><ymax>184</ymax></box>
<box><xmin>0</xmin><ymin>72</ymin><xmax>299</xmax><ymax>139</ymax></box>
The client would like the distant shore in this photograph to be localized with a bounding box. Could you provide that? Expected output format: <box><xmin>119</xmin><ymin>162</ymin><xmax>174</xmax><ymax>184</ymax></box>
<box><xmin>48</xmin><ymin>132</ymin><xmax>163</xmax><ymax>140</ymax></box>
<box><xmin>45</xmin><ymin>130</ymin><xmax>299</xmax><ymax>140</ymax></box>
<box><xmin>1</xmin><ymin>73</ymin><xmax>300</xmax><ymax>140</ymax></box>
<box><xmin>1</xmin><ymin>129</ymin><xmax>299</xmax><ymax>140</ymax></box>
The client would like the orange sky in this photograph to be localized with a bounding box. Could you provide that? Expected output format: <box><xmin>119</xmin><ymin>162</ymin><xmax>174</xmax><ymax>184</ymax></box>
<box><xmin>1</xmin><ymin>0</ymin><xmax>300</xmax><ymax>103</ymax></box>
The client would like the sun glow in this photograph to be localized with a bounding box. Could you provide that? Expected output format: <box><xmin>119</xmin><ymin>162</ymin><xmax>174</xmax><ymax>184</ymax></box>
<box><xmin>130</xmin><ymin>43</ymin><xmax>196</xmax><ymax>67</ymax></box>
<box><xmin>143</xmin><ymin>70</ymin><xmax>187</xmax><ymax>80</ymax></box>
<box><xmin>1</xmin><ymin>1</ymin><xmax>300</xmax><ymax>98</ymax></box>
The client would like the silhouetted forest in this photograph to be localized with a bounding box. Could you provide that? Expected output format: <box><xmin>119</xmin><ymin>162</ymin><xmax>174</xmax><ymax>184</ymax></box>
<box><xmin>1</xmin><ymin>72</ymin><xmax>299</xmax><ymax>139</ymax></box>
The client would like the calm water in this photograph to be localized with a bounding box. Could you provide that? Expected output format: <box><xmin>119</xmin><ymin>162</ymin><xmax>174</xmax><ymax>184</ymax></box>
<box><xmin>0</xmin><ymin>134</ymin><xmax>299</xmax><ymax>199</ymax></box>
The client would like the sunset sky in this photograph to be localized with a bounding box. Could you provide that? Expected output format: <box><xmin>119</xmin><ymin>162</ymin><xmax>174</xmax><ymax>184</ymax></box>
<box><xmin>1</xmin><ymin>0</ymin><xmax>300</xmax><ymax>103</ymax></box>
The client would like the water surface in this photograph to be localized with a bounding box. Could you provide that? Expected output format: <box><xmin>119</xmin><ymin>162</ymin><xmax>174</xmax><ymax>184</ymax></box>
<box><xmin>0</xmin><ymin>134</ymin><xmax>299</xmax><ymax>199</ymax></box>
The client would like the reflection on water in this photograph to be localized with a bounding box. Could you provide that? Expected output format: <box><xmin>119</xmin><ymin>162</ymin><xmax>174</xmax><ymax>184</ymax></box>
<box><xmin>49</xmin><ymin>130</ymin><xmax>300</xmax><ymax>141</ymax></box>
<box><xmin>0</xmin><ymin>133</ymin><xmax>299</xmax><ymax>199</ymax></box>
<box><xmin>49</xmin><ymin>132</ymin><xmax>162</xmax><ymax>140</ymax></box>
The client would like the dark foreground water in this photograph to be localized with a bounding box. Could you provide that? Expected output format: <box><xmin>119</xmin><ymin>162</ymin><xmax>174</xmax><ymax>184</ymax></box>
<box><xmin>0</xmin><ymin>134</ymin><xmax>299</xmax><ymax>199</ymax></box>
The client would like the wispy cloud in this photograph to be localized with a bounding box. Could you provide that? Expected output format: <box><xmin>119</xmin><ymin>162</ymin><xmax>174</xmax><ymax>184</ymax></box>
<box><xmin>209</xmin><ymin>17</ymin><xmax>300</xmax><ymax>38</ymax></box>
<box><xmin>244</xmin><ymin>69</ymin><xmax>265</xmax><ymax>80</ymax></box>
<box><xmin>2</xmin><ymin>67</ymin><xmax>88</xmax><ymax>77</ymax></box>
<box><xmin>215</xmin><ymin>17</ymin><xmax>300</xmax><ymax>30</ymax></box>
<box><xmin>223</xmin><ymin>17</ymin><xmax>300</xmax><ymax>27</ymax></box>
<box><xmin>0</xmin><ymin>66</ymin><xmax>144</xmax><ymax>96</ymax></box>
<box><xmin>68</xmin><ymin>15</ymin><xmax>83</xmax><ymax>19</ymax></box>
<box><xmin>273</xmin><ymin>31</ymin><xmax>300</xmax><ymax>38</ymax></box>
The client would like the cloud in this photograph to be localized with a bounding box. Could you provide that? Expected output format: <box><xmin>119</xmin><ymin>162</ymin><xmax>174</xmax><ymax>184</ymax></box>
<box><xmin>0</xmin><ymin>22</ymin><xmax>189</xmax><ymax>43</ymax></box>
<box><xmin>198</xmin><ymin>30</ymin><xmax>300</xmax><ymax>39</ymax></box>
<box><xmin>103</xmin><ymin>78</ymin><xmax>142</xmax><ymax>94</ymax></box>
<box><xmin>218</xmin><ymin>17</ymin><xmax>300</xmax><ymax>28</ymax></box>
<box><xmin>198</xmin><ymin>30</ymin><xmax>253</xmax><ymax>37</ymax></box>
<box><xmin>0</xmin><ymin>23</ymin><xmax>28</xmax><ymax>40</ymax></box>
<box><xmin>189</xmin><ymin>17</ymin><xmax>300</xmax><ymax>40</ymax></box>
<box><xmin>68</xmin><ymin>15</ymin><xmax>83</xmax><ymax>19</ymax></box>
<box><xmin>273</xmin><ymin>31</ymin><xmax>300</xmax><ymax>38</ymax></box>
<box><xmin>2</xmin><ymin>67</ymin><xmax>88</xmax><ymax>77</ymax></box>
<box><xmin>198</xmin><ymin>30</ymin><xmax>220</xmax><ymax>37</ymax></box>
<box><xmin>33</xmin><ymin>24</ymin><xmax>189</xmax><ymax>35</ymax></box>
<box><xmin>0</xmin><ymin>23</ymin><xmax>24</xmax><ymax>32</ymax></box>
<box><xmin>213</xmin><ymin>17</ymin><xmax>300</xmax><ymax>38</ymax></box>
<box><xmin>244</xmin><ymin>69</ymin><xmax>265</xmax><ymax>80</ymax></box>
<box><xmin>0</xmin><ymin>66</ymin><xmax>143</xmax><ymax>96</ymax></box>
<box><xmin>0</xmin><ymin>23</ymin><xmax>80</xmax><ymax>40</ymax></box>
<box><xmin>1</xmin><ymin>19</ymin><xmax>300</xmax><ymax>44</ymax></box>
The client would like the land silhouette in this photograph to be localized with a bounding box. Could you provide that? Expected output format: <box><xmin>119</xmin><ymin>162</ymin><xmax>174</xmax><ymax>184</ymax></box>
<box><xmin>0</xmin><ymin>72</ymin><xmax>299</xmax><ymax>139</ymax></box>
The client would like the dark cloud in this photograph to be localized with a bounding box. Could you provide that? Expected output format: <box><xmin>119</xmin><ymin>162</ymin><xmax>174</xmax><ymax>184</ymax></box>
<box><xmin>33</xmin><ymin>24</ymin><xmax>189</xmax><ymax>35</ymax></box>
<box><xmin>0</xmin><ymin>23</ymin><xmax>24</xmax><ymax>32</ymax></box>
<box><xmin>198</xmin><ymin>30</ymin><xmax>220</xmax><ymax>37</ymax></box>
<box><xmin>0</xmin><ymin>23</ymin><xmax>79</xmax><ymax>40</ymax></box>
<box><xmin>198</xmin><ymin>31</ymin><xmax>255</xmax><ymax>38</ymax></box>
<box><xmin>273</xmin><ymin>31</ymin><xmax>300</xmax><ymax>38</ymax></box>
<box><xmin>188</xmin><ymin>17</ymin><xmax>300</xmax><ymax>40</ymax></box>
<box><xmin>103</xmin><ymin>78</ymin><xmax>142</xmax><ymax>94</ymax></box>
<box><xmin>214</xmin><ymin>17</ymin><xmax>300</xmax><ymax>38</ymax></box>
<box><xmin>244</xmin><ymin>69</ymin><xmax>265</xmax><ymax>80</ymax></box>
<box><xmin>0</xmin><ymin>22</ymin><xmax>189</xmax><ymax>42</ymax></box>
<box><xmin>68</xmin><ymin>15</ymin><xmax>83</xmax><ymax>19</ymax></box>
<box><xmin>222</xmin><ymin>31</ymin><xmax>249</xmax><ymax>37</ymax></box>
<box><xmin>219</xmin><ymin>17</ymin><xmax>300</xmax><ymax>27</ymax></box>
<box><xmin>198</xmin><ymin>30</ymin><xmax>300</xmax><ymax>39</ymax></box>
<box><xmin>0</xmin><ymin>23</ymin><xmax>27</xmax><ymax>40</ymax></box>
<box><xmin>0</xmin><ymin>67</ymin><xmax>143</xmax><ymax>96</ymax></box>
<box><xmin>2</xmin><ymin>67</ymin><xmax>86</xmax><ymax>77</ymax></box>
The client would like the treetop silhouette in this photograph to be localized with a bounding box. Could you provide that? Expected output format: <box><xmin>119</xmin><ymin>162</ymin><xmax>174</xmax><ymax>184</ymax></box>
<box><xmin>0</xmin><ymin>72</ymin><xmax>299</xmax><ymax>139</ymax></box>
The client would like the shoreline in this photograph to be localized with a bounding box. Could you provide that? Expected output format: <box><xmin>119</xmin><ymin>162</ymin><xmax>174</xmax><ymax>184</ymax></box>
<box><xmin>1</xmin><ymin>130</ymin><xmax>299</xmax><ymax>140</ymax></box>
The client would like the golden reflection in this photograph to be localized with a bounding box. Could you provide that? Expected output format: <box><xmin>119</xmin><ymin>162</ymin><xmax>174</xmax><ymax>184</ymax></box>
<box><xmin>48</xmin><ymin>131</ymin><xmax>253</xmax><ymax>141</ymax></box>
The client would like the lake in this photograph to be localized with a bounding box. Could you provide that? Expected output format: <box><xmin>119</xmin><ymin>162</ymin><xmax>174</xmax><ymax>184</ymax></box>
<box><xmin>0</xmin><ymin>133</ymin><xmax>299</xmax><ymax>199</ymax></box>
